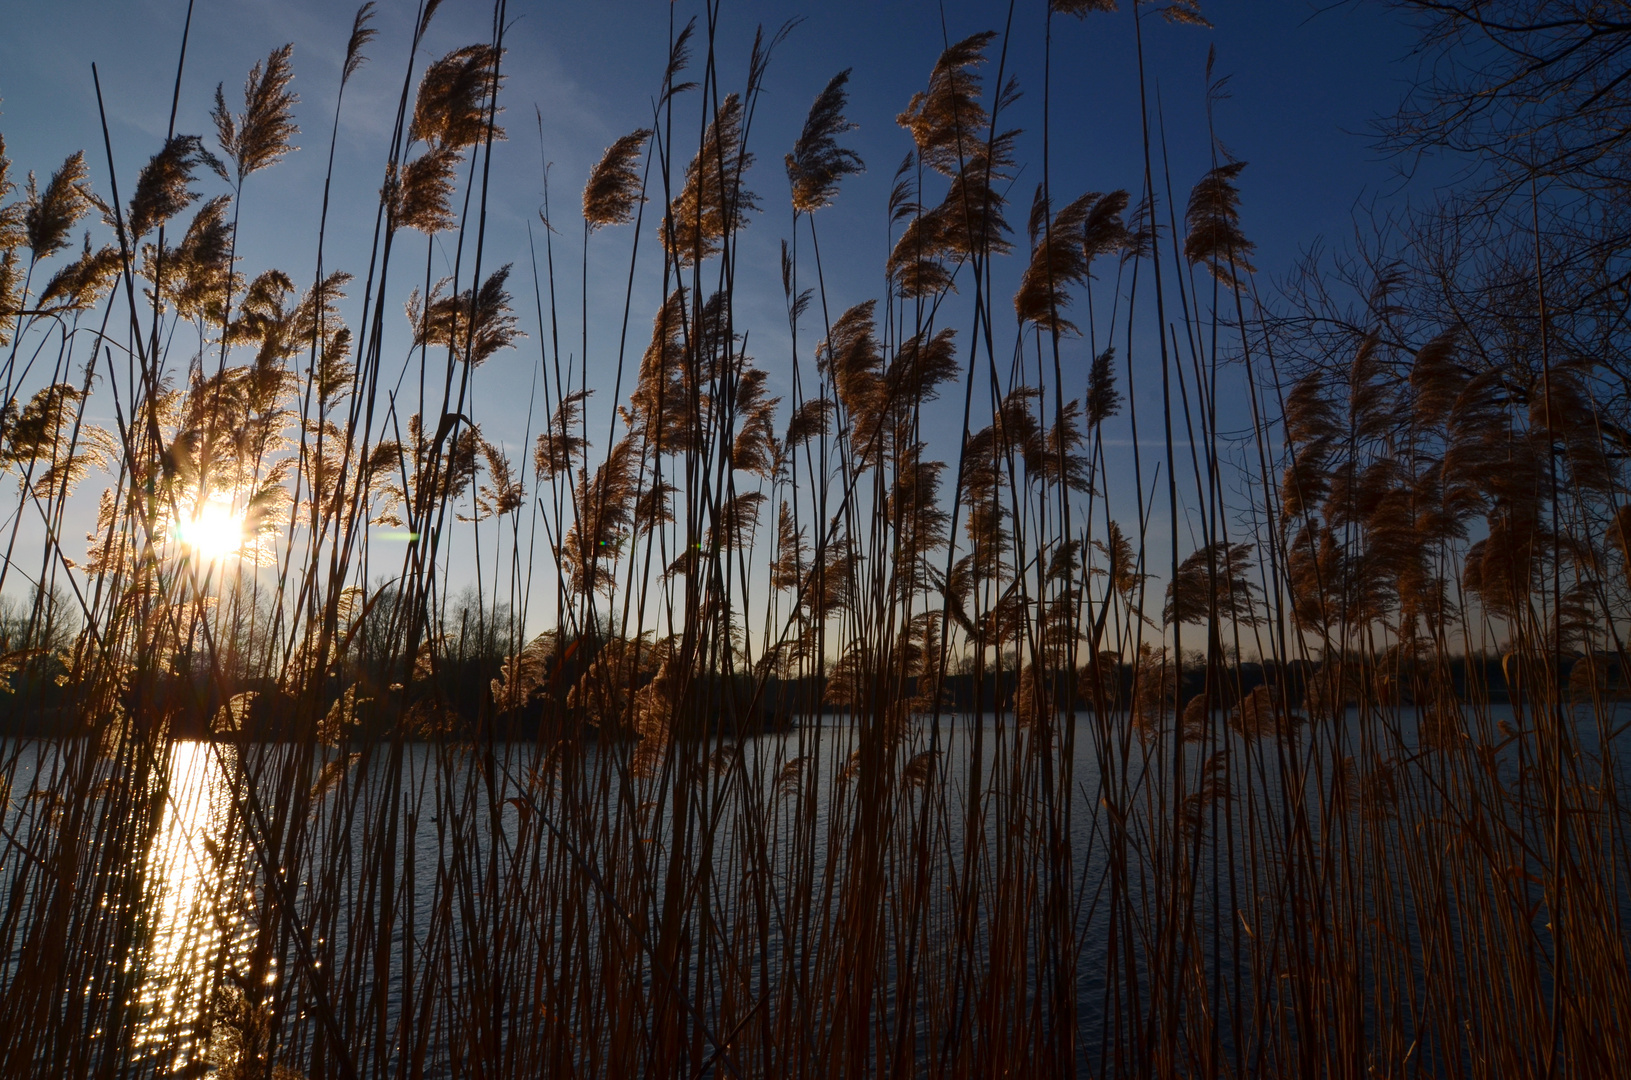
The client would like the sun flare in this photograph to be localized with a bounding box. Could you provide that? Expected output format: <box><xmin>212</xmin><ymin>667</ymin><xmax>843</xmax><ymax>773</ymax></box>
<box><xmin>173</xmin><ymin>494</ymin><xmax>246</xmax><ymax>561</ymax></box>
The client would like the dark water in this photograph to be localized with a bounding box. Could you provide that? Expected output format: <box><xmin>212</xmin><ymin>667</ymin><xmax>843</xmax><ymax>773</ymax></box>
<box><xmin>2</xmin><ymin>701</ymin><xmax>1628</xmax><ymax>1075</ymax></box>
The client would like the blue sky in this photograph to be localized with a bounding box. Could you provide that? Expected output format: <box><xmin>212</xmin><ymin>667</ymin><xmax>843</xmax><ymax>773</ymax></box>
<box><xmin>0</xmin><ymin>0</ymin><xmax>1442</xmax><ymax>634</ymax></box>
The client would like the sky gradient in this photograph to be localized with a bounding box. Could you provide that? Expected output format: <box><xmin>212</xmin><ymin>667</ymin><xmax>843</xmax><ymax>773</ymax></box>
<box><xmin>0</xmin><ymin>0</ymin><xmax>1442</xmax><ymax>631</ymax></box>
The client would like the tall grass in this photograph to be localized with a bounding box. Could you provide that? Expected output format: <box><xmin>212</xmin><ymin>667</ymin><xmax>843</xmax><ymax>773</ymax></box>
<box><xmin>0</xmin><ymin>1</ymin><xmax>1626</xmax><ymax>1076</ymax></box>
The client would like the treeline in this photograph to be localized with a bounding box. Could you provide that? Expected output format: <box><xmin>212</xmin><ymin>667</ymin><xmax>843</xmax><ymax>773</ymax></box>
<box><xmin>9</xmin><ymin>584</ymin><xmax>1615</xmax><ymax>739</ymax></box>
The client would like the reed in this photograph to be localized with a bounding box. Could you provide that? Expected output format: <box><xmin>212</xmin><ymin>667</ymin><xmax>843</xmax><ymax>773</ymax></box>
<box><xmin>0</xmin><ymin>1</ymin><xmax>1626</xmax><ymax>1077</ymax></box>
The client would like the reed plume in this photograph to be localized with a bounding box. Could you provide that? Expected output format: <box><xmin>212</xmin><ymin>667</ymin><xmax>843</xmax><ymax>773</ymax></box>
<box><xmin>564</xmin><ymin>436</ymin><xmax>637</xmax><ymax>596</ymax></box>
<box><xmin>661</xmin><ymin>17</ymin><xmax>698</xmax><ymax>102</ymax></box>
<box><xmin>1163</xmin><ymin>540</ymin><xmax>1260</xmax><ymax>627</ymax></box>
<box><xmin>0</xmin><ymin>251</ymin><xmax>17</xmax><ymax>347</ymax></box>
<box><xmin>409</xmin><ymin>265</ymin><xmax>521</xmax><ymax>366</ymax></box>
<box><xmin>785</xmin><ymin>69</ymin><xmax>864</xmax><ymax>214</ymax></box>
<box><xmin>1408</xmin><ymin>328</ymin><xmax>1464</xmax><ymax>429</ymax></box>
<box><xmin>387</xmin><ymin>146</ymin><xmax>459</xmax><ymax>235</ymax></box>
<box><xmin>886</xmin><ymin>136</ymin><xmax>1019</xmax><ymax>296</ymax></box>
<box><xmin>897</xmin><ymin>32</ymin><xmax>997</xmax><ymax>176</ymax></box>
<box><xmin>23</xmin><ymin>152</ymin><xmax>95</xmax><ymax>263</ymax></box>
<box><xmin>769</xmin><ymin>501</ymin><xmax>807</xmax><ymax>593</ymax></box>
<box><xmin>1085</xmin><ymin>345</ymin><xmax>1121</xmax><ymax>429</ymax></box>
<box><xmin>887</xmin><ymin>326</ymin><xmax>960</xmax><ymax>411</ymax></box>
<box><xmin>1081</xmin><ymin>187</ymin><xmax>1132</xmax><ymax>260</ymax></box>
<box><xmin>887</xmin><ymin>202</ymin><xmax>954</xmax><ymax>298</ymax></box>
<box><xmin>0</xmin><ymin>383</ymin><xmax>112</xmax><ymax>499</ymax></box>
<box><xmin>1280</xmin><ymin>371</ymin><xmax>1338</xmax><ymax>518</ymax></box>
<box><xmin>818</xmin><ymin>300</ymin><xmax>885</xmax><ymax>455</ymax></box>
<box><xmin>533</xmin><ymin>389</ymin><xmax>591</xmax><ymax>479</ymax></box>
<box><xmin>141</xmin><ymin>195</ymin><xmax>235</xmax><ymax>320</ymax></box>
<box><xmin>1152</xmin><ymin>0</ymin><xmax>1210</xmax><ymax>27</ymax></box>
<box><xmin>1228</xmin><ymin>684</ymin><xmax>1286</xmax><ymax>739</ymax></box>
<box><xmin>1014</xmin><ymin>189</ymin><xmax>1126</xmax><ymax>332</ymax></box>
<box><xmin>37</xmin><ymin>235</ymin><xmax>121</xmax><ymax>314</ymax></box>
<box><xmin>410</xmin><ymin>44</ymin><xmax>505</xmax><ymax>150</ymax></box>
<box><xmin>582</xmin><ymin>129</ymin><xmax>651</xmax><ymax>230</ymax></box>
<box><xmin>664</xmin><ymin>93</ymin><xmax>757</xmax><ymax>263</ymax></box>
<box><xmin>342</xmin><ymin>3</ymin><xmax>378</xmax><ymax>86</ymax></box>
<box><xmin>783</xmin><ymin>396</ymin><xmax>833</xmax><ymax>447</ymax></box>
<box><xmin>936</xmin><ymin>137</ymin><xmax>1017</xmax><ymax>259</ymax></box>
<box><xmin>212</xmin><ymin>45</ymin><xmax>299</xmax><ymax>186</ymax></box>
<box><xmin>729</xmin><ymin>366</ymin><xmax>781</xmax><ymax>479</ymax></box>
<box><xmin>125</xmin><ymin>135</ymin><xmax>222</xmax><ymax>239</ymax></box>
<box><xmin>0</xmin><ymin>135</ymin><xmax>20</xmax><ymax>249</ymax></box>
<box><xmin>1183</xmin><ymin>159</ymin><xmax>1253</xmax><ymax>286</ymax></box>
<box><xmin>474</xmin><ymin>440</ymin><xmax>525</xmax><ymax>520</ymax></box>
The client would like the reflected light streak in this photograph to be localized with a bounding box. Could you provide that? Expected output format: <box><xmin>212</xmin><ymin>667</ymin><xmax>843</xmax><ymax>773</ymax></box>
<box><xmin>131</xmin><ymin>740</ymin><xmax>244</xmax><ymax>1069</ymax></box>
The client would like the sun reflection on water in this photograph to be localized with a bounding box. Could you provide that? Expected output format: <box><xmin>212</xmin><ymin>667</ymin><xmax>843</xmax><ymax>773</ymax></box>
<box><xmin>131</xmin><ymin>740</ymin><xmax>245</xmax><ymax>1069</ymax></box>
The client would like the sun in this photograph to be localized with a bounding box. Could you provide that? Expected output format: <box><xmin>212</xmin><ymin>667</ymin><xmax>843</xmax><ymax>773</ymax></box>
<box><xmin>173</xmin><ymin>493</ymin><xmax>246</xmax><ymax>561</ymax></box>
